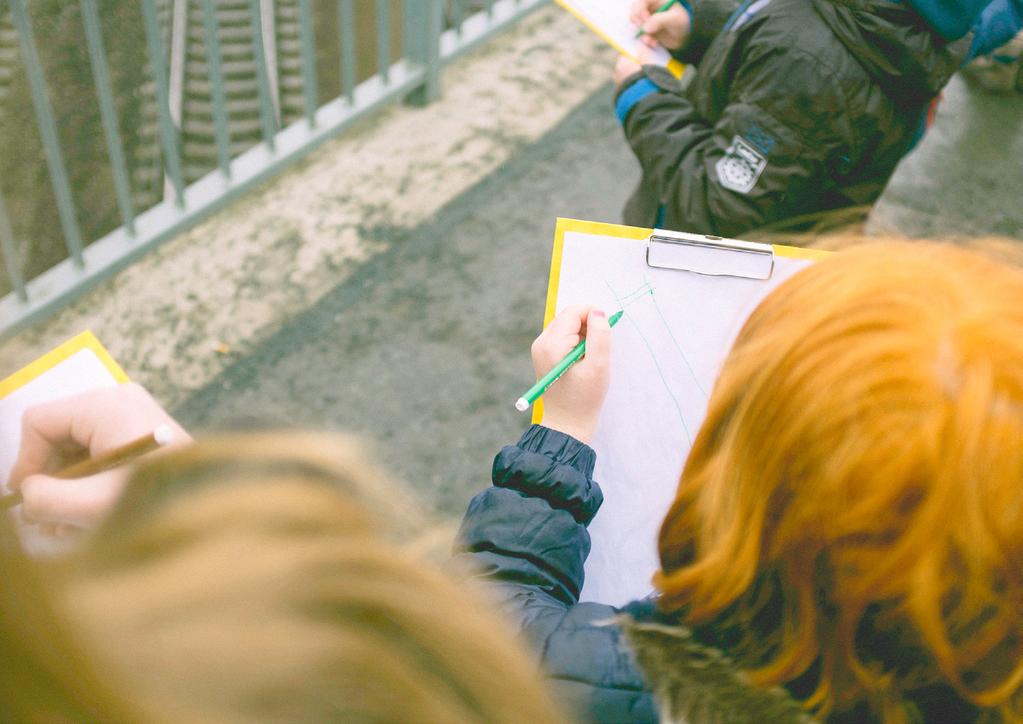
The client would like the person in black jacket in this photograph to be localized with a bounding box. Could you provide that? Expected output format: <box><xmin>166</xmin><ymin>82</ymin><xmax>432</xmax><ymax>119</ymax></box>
<box><xmin>456</xmin><ymin>241</ymin><xmax>1023</xmax><ymax>723</ymax></box>
<box><xmin>459</xmin><ymin>304</ymin><xmax>655</xmax><ymax>720</ymax></box>
<box><xmin>614</xmin><ymin>0</ymin><xmax>1019</xmax><ymax>235</ymax></box>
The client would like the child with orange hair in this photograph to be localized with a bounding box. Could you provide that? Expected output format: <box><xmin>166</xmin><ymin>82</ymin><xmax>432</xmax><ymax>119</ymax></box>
<box><xmin>457</xmin><ymin>240</ymin><xmax>1023</xmax><ymax>723</ymax></box>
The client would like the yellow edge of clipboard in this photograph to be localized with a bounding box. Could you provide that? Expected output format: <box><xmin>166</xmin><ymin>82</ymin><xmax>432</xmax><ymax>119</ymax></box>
<box><xmin>0</xmin><ymin>331</ymin><xmax>129</xmax><ymax>401</ymax></box>
<box><xmin>555</xmin><ymin>0</ymin><xmax>686</xmax><ymax>78</ymax></box>
<box><xmin>533</xmin><ymin>218</ymin><xmax>831</xmax><ymax>424</ymax></box>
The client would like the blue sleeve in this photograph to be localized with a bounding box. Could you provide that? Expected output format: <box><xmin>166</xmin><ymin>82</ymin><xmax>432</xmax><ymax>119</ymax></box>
<box><xmin>616</xmin><ymin>77</ymin><xmax>662</xmax><ymax>124</ymax></box>
<box><xmin>968</xmin><ymin>0</ymin><xmax>1023</xmax><ymax>59</ymax></box>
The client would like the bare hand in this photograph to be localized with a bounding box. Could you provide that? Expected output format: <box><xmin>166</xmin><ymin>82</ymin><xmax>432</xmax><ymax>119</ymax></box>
<box><xmin>531</xmin><ymin>306</ymin><xmax>612</xmax><ymax>444</ymax></box>
<box><xmin>8</xmin><ymin>383</ymin><xmax>191</xmax><ymax>531</ymax></box>
<box><xmin>630</xmin><ymin>0</ymin><xmax>691</xmax><ymax>51</ymax></box>
<box><xmin>614</xmin><ymin>55</ymin><xmax>644</xmax><ymax>88</ymax></box>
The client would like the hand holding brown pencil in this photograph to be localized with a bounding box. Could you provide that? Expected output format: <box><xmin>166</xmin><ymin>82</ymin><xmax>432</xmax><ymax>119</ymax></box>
<box><xmin>0</xmin><ymin>426</ymin><xmax>174</xmax><ymax>512</ymax></box>
<box><xmin>2</xmin><ymin>385</ymin><xmax>190</xmax><ymax>528</ymax></box>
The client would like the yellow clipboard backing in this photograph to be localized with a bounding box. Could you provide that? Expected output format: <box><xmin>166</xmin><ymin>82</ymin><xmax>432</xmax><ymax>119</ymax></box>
<box><xmin>0</xmin><ymin>331</ymin><xmax>129</xmax><ymax>400</ymax></box>
<box><xmin>533</xmin><ymin>217</ymin><xmax>830</xmax><ymax>423</ymax></box>
<box><xmin>538</xmin><ymin>218</ymin><xmax>834</xmax><ymax>606</ymax></box>
<box><xmin>555</xmin><ymin>0</ymin><xmax>687</xmax><ymax>78</ymax></box>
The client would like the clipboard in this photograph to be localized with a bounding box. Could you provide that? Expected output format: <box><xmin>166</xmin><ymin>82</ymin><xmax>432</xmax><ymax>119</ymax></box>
<box><xmin>1</xmin><ymin>331</ymin><xmax>128</xmax><ymax>488</ymax></box>
<box><xmin>536</xmin><ymin>218</ymin><xmax>827</xmax><ymax>605</ymax></box>
<box><xmin>556</xmin><ymin>0</ymin><xmax>687</xmax><ymax>78</ymax></box>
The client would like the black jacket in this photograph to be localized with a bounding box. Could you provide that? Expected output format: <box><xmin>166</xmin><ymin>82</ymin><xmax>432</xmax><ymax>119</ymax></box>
<box><xmin>454</xmin><ymin>426</ymin><xmax>984</xmax><ymax>723</ymax></box>
<box><xmin>455</xmin><ymin>425</ymin><xmax>655</xmax><ymax>722</ymax></box>
<box><xmin>616</xmin><ymin>0</ymin><xmax>970</xmax><ymax>235</ymax></box>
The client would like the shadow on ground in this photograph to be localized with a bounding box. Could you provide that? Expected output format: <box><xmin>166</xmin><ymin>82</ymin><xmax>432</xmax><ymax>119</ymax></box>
<box><xmin>869</xmin><ymin>74</ymin><xmax>1023</xmax><ymax>237</ymax></box>
<box><xmin>175</xmin><ymin>86</ymin><xmax>638</xmax><ymax>515</ymax></box>
<box><xmin>176</xmin><ymin>74</ymin><xmax>1023</xmax><ymax>515</ymax></box>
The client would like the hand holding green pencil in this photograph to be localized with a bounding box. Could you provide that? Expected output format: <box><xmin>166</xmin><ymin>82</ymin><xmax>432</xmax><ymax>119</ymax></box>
<box><xmin>516</xmin><ymin>306</ymin><xmax>619</xmax><ymax>445</ymax></box>
<box><xmin>630</xmin><ymin>0</ymin><xmax>690</xmax><ymax>50</ymax></box>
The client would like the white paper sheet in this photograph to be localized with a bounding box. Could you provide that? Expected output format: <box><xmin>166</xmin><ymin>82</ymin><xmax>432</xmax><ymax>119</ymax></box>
<box><xmin>557</xmin><ymin>0</ymin><xmax>673</xmax><ymax>67</ymax></box>
<box><xmin>552</xmin><ymin>229</ymin><xmax>813</xmax><ymax>605</ymax></box>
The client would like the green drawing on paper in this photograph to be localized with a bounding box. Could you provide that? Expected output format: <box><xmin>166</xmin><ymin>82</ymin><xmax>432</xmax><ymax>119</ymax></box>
<box><xmin>606</xmin><ymin>280</ymin><xmax>693</xmax><ymax>444</ymax></box>
<box><xmin>644</xmin><ymin>274</ymin><xmax>708</xmax><ymax>399</ymax></box>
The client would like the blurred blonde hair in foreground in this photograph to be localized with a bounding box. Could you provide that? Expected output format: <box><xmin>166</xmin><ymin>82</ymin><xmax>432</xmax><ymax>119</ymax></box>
<box><xmin>39</xmin><ymin>432</ymin><xmax>566</xmax><ymax>723</ymax></box>
<box><xmin>657</xmin><ymin>240</ymin><xmax>1023</xmax><ymax>722</ymax></box>
<box><xmin>0</xmin><ymin>512</ymin><xmax>142</xmax><ymax>721</ymax></box>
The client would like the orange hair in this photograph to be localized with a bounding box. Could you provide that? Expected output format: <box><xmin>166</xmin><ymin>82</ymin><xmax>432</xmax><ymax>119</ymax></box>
<box><xmin>656</xmin><ymin>241</ymin><xmax>1023</xmax><ymax>721</ymax></box>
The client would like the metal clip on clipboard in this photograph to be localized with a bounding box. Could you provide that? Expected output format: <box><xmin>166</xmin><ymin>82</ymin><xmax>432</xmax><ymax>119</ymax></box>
<box><xmin>646</xmin><ymin>229</ymin><xmax>774</xmax><ymax>280</ymax></box>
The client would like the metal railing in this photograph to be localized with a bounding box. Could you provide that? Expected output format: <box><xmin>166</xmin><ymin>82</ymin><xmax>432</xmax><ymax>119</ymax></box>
<box><xmin>0</xmin><ymin>0</ymin><xmax>547</xmax><ymax>338</ymax></box>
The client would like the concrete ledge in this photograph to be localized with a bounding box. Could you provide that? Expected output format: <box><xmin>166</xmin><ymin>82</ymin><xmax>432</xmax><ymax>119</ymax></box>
<box><xmin>0</xmin><ymin>6</ymin><xmax>616</xmax><ymax>407</ymax></box>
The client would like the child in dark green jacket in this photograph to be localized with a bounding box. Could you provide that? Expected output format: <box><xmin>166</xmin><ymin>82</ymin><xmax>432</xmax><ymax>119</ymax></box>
<box><xmin>614</xmin><ymin>0</ymin><xmax>1018</xmax><ymax>235</ymax></box>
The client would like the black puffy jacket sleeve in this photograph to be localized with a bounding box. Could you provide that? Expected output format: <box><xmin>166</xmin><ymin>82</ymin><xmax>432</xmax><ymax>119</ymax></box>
<box><xmin>454</xmin><ymin>425</ymin><xmax>656</xmax><ymax>723</ymax></box>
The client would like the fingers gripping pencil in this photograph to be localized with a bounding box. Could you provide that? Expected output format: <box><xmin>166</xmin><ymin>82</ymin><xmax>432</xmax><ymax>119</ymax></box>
<box><xmin>515</xmin><ymin>310</ymin><xmax>624</xmax><ymax>411</ymax></box>
<box><xmin>0</xmin><ymin>425</ymin><xmax>174</xmax><ymax>511</ymax></box>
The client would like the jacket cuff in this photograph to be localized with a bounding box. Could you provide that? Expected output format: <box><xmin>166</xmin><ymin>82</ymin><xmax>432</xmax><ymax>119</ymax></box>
<box><xmin>519</xmin><ymin>424</ymin><xmax>596</xmax><ymax>473</ymax></box>
<box><xmin>675</xmin><ymin>0</ymin><xmax>737</xmax><ymax>64</ymax></box>
<box><xmin>666</xmin><ymin>0</ymin><xmax>694</xmax><ymax>61</ymax></box>
<box><xmin>615</xmin><ymin>76</ymin><xmax>660</xmax><ymax>124</ymax></box>
<box><xmin>491</xmin><ymin>424</ymin><xmax>603</xmax><ymax>524</ymax></box>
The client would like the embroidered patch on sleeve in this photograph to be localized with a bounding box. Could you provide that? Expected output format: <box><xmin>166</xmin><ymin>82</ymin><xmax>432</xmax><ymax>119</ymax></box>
<box><xmin>715</xmin><ymin>135</ymin><xmax>767</xmax><ymax>194</ymax></box>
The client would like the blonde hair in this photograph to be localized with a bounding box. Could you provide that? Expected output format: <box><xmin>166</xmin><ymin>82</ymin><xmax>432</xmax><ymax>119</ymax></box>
<box><xmin>0</xmin><ymin>513</ymin><xmax>145</xmax><ymax>722</ymax></box>
<box><xmin>656</xmin><ymin>241</ymin><xmax>1023</xmax><ymax>721</ymax></box>
<box><xmin>63</xmin><ymin>432</ymin><xmax>568</xmax><ymax>724</ymax></box>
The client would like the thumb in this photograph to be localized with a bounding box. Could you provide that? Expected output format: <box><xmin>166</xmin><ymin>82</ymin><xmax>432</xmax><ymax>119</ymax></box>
<box><xmin>20</xmin><ymin>470</ymin><xmax>127</xmax><ymax>527</ymax></box>
<box><xmin>583</xmin><ymin>309</ymin><xmax>612</xmax><ymax>372</ymax></box>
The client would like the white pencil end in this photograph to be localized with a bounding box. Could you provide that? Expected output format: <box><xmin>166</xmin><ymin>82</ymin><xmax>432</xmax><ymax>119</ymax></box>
<box><xmin>515</xmin><ymin>398</ymin><xmax>529</xmax><ymax>412</ymax></box>
<box><xmin>153</xmin><ymin>425</ymin><xmax>175</xmax><ymax>446</ymax></box>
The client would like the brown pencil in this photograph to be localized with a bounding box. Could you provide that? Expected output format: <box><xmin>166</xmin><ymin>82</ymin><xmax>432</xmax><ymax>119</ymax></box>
<box><xmin>0</xmin><ymin>425</ymin><xmax>174</xmax><ymax>511</ymax></box>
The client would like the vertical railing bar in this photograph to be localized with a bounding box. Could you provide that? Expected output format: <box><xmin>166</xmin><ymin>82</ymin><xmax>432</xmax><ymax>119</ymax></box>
<box><xmin>80</xmin><ymin>0</ymin><xmax>136</xmax><ymax>235</ymax></box>
<box><xmin>431</xmin><ymin>0</ymin><xmax>444</xmax><ymax>98</ymax></box>
<box><xmin>7</xmin><ymin>0</ymin><xmax>85</xmax><ymax>266</ymax></box>
<box><xmin>429</xmin><ymin>0</ymin><xmax>442</xmax><ymax>97</ymax></box>
<box><xmin>0</xmin><ymin>190</ymin><xmax>27</xmax><ymax>301</ymax></box>
<box><xmin>451</xmin><ymin>0</ymin><xmax>463</xmax><ymax>33</ymax></box>
<box><xmin>401</xmin><ymin>0</ymin><xmax>416</xmax><ymax>60</ymax></box>
<box><xmin>201</xmin><ymin>0</ymin><xmax>232</xmax><ymax>178</ymax></box>
<box><xmin>247</xmin><ymin>0</ymin><xmax>278</xmax><ymax>149</ymax></box>
<box><xmin>141</xmin><ymin>0</ymin><xmax>186</xmax><ymax>207</ymax></box>
<box><xmin>339</xmin><ymin>0</ymin><xmax>356</xmax><ymax>103</ymax></box>
<box><xmin>168</xmin><ymin>0</ymin><xmax>187</xmax><ymax>128</ymax></box>
<box><xmin>297</xmin><ymin>0</ymin><xmax>318</xmax><ymax>126</ymax></box>
<box><xmin>403</xmin><ymin>0</ymin><xmax>441</xmax><ymax>105</ymax></box>
<box><xmin>375</xmin><ymin>0</ymin><xmax>390</xmax><ymax>82</ymax></box>
<box><xmin>258</xmin><ymin>0</ymin><xmax>281</xmax><ymax>121</ymax></box>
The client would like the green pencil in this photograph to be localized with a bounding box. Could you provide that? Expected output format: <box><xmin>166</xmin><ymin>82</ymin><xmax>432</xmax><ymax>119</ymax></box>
<box><xmin>634</xmin><ymin>0</ymin><xmax>678</xmax><ymax>38</ymax></box>
<box><xmin>515</xmin><ymin>310</ymin><xmax>624</xmax><ymax>412</ymax></box>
